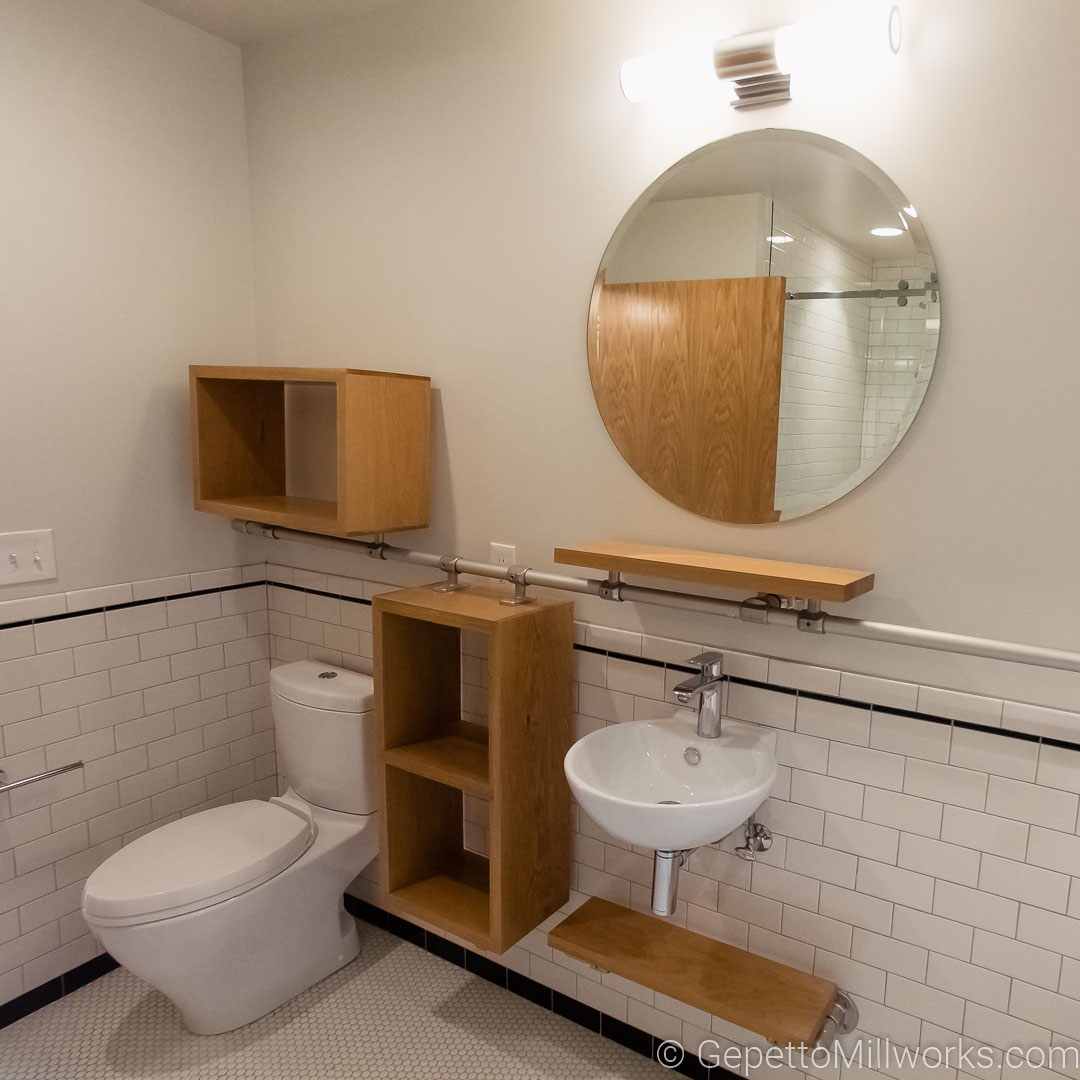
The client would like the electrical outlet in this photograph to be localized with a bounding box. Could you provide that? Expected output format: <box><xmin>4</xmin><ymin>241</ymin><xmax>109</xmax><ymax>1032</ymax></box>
<box><xmin>489</xmin><ymin>542</ymin><xmax>516</xmax><ymax>567</ymax></box>
<box><xmin>1</xmin><ymin>529</ymin><xmax>57</xmax><ymax>586</ymax></box>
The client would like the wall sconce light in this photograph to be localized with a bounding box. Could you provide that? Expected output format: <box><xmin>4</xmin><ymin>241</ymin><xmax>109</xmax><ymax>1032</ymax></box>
<box><xmin>619</xmin><ymin>27</ymin><xmax>795</xmax><ymax>108</ymax></box>
<box><xmin>620</xmin><ymin>5</ymin><xmax>902</xmax><ymax>107</ymax></box>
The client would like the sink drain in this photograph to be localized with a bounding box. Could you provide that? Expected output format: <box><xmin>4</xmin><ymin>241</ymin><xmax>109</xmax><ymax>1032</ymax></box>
<box><xmin>658</xmin><ymin>799</ymin><xmax>681</xmax><ymax>805</ymax></box>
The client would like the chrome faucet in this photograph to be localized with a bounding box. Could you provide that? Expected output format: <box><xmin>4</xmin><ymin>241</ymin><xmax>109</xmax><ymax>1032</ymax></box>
<box><xmin>673</xmin><ymin>652</ymin><xmax>727</xmax><ymax>739</ymax></box>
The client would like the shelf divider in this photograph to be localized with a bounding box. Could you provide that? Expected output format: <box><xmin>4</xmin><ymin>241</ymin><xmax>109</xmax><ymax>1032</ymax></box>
<box><xmin>383</xmin><ymin>724</ymin><xmax>490</xmax><ymax>798</ymax></box>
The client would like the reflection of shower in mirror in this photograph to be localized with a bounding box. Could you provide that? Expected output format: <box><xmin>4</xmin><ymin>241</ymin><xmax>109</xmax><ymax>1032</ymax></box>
<box><xmin>587</xmin><ymin>129</ymin><xmax>941</xmax><ymax>524</ymax></box>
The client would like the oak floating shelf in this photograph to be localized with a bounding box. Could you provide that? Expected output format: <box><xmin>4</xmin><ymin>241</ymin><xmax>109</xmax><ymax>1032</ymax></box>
<box><xmin>549</xmin><ymin>898</ymin><xmax>836</xmax><ymax>1048</ymax></box>
<box><xmin>189</xmin><ymin>365</ymin><xmax>430</xmax><ymax>537</ymax></box>
<box><xmin>553</xmin><ymin>541</ymin><xmax>874</xmax><ymax>603</ymax></box>
<box><xmin>375</xmin><ymin>585</ymin><xmax>574</xmax><ymax>953</ymax></box>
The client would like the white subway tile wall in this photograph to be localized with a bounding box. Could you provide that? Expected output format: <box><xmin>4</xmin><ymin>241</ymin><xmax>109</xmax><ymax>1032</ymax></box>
<box><xmin>6</xmin><ymin>561</ymin><xmax>1080</xmax><ymax>1078</ymax></box>
<box><xmin>769</xmin><ymin>207</ymin><xmax>872</xmax><ymax>515</ymax></box>
<box><xmin>285</xmin><ymin>570</ymin><xmax>1080</xmax><ymax>1075</ymax></box>
<box><xmin>0</xmin><ymin>569</ymin><xmax>273</xmax><ymax>1006</ymax></box>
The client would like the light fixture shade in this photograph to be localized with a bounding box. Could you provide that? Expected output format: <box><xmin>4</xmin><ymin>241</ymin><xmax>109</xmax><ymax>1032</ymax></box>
<box><xmin>619</xmin><ymin>42</ymin><xmax>725</xmax><ymax>103</ymax></box>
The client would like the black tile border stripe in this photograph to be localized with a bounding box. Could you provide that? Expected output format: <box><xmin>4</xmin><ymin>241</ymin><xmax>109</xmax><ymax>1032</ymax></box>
<box><xmin>268</xmin><ymin>581</ymin><xmax>374</xmax><ymax>608</ymax></box>
<box><xmin>0</xmin><ymin>578</ymin><xmax>375</xmax><ymax>633</ymax></box>
<box><xmin>572</xmin><ymin>643</ymin><xmax>1080</xmax><ymax>751</ymax></box>
<box><xmin>2</xmin><ymin>575</ymin><xmax>1076</xmax><ymax>749</ymax></box>
<box><xmin>0</xmin><ymin>953</ymin><xmax>118</xmax><ymax>1032</ymax></box>
<box><xmin>344</xmin><ymin>896</ymin><xmax>739</xmax><ymax>1078</ymax></box>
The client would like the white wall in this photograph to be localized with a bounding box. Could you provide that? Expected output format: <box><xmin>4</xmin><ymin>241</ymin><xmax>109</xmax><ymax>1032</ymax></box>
<box><xmin>0</xmin><ymin>0</ymin><xmax>258</xmax><ymax>598</ymax></box>
<box><xmin>240</xmin><ymin>0</ymin><xmax>1080</xmax><ymax>712</ymax></box>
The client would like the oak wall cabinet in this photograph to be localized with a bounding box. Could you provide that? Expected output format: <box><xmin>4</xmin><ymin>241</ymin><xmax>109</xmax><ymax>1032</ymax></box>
<box><xmin>189</xmin><ymin>365</ymin><xmax>430</xmax><ymax>536</ymax></box>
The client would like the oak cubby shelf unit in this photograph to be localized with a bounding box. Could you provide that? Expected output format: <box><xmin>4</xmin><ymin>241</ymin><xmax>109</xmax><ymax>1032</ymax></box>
<box><xmin>549</xmin><ymin>898</ymin><xmax>837</xmax><ymax>1048</ymax></box>
<box><xmin>554</xmin><ymin>540</ymin><xmax>874</xmax><ymax>603</ymax></box>
<box><xmin>189</xmin><ymin>365</ymin><xmax>430</xmax><ymax>536</ymax></box>
<box><xmin>374</xmin><ymin>585</ymin><xmax>574</xmax><ymax>953</ymax></box>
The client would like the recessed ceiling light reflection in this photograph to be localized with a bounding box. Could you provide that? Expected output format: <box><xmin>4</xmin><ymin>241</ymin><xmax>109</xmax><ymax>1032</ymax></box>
<box><xmin>767</xmin><ymin>234</ymin><xmax>794</xmax><ymax>243</ymax></box>
<box><xmin>870</xmin><ymin>226</ymin><xmax>904</xmax><ymax>237</ymax></box>
<box><xmin>902</xmin><ymin>204</ymin><xmax>918</xmax><ymax>217</ymax></box>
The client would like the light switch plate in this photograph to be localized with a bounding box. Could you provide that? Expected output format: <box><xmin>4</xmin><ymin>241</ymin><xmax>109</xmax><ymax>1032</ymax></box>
<box><xmin>1</xmin><ymin>530</ymin><xmax>57</xmax><ymax>586</ymax></box>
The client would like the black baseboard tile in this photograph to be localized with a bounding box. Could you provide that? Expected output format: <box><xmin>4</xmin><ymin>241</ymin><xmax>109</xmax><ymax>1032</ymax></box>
<box><xmin>0</xmin><ymin>980</ymin><xmax>63</xmax><ymax>1031</ymax></box>
<box><xmin>552</xmin><ymin>990</ymin><xmax>600</xmax><ymax>1032</ymax></box>
<box><xmin>384</xmin><ymin>913</ymin><xmax>426</xmax><ymax>948</ymax></box>
<box><xmin>601</xmin><ymin>1013</ymin><xmax>653</xmax><ymax>1056</ymax></box>
<box><xmin>0</xmin><ymin>952</ymin><xmax>119</xmax><ymax>1032</ymax></box>
<box><xmin>425</xmin><ymin>933</ymin><xmax>465</xmax><ymax>969</ymax></box>
<box><xmin>464</xmin><ymin>951</ymin><xmax>507</xmax><ymax>988</ymax></box>
<box><xmin>343</xmin><ymin>893</ymin><xmax>387</xmax><ymax>930</ymax></box>
<box><xmin>62</xmin><ymin>953</ymin><xmax>119</xmax><ymax>995</ymax></box>
<box><xmin>506</xmin><ymin>970</ymin><xmax>553</xmax><ymax>1011</ymax></box>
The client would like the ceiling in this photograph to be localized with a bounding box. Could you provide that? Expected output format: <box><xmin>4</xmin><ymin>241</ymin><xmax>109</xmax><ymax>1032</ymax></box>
<box><xmin>138</xmin><ymin>0</ymin><xmax>399</xmax><ymax>46</ymax></box>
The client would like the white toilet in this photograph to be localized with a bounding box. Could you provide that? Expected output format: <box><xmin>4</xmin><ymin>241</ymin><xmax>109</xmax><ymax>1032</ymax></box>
<box><xmin>81</xmin><ymin>661</ymin><xmax>379</xmax><ymax>1035</ymax></box>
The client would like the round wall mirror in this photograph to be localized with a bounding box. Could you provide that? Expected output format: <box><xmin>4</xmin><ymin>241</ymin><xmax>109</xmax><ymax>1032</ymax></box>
<box><xmin>587</xmin><ymin>128</ymin><xmax>940</xmax><ymax>524</ymax></box>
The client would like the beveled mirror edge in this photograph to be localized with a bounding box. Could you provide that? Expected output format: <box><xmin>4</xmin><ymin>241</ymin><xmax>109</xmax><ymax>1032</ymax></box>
<box><xmin>586</xmin><ymin>127</ymin><xmax>941</xmax><ymax>525</ymax></box>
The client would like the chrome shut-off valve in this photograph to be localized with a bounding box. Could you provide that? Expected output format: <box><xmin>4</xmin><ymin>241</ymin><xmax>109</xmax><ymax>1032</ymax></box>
<box><xmin>735</xmin><ymin>816</ymin><xmax>772</xmax><ymax>861</ymax></box>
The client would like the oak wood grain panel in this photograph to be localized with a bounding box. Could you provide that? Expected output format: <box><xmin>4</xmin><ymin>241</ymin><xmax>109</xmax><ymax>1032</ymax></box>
<box><xmin>376</xmin><ymin>612</ymin><xmax>461</xmax><ymax>750</ymax></box>
<box><xmin>549</xmin><ymin>898</ymin><xmax>837</xmax><ymax>1047</ymax></box>
<box><xmin>382</xmin><ymin>767</ymin><xmax>466</xmax><ymax>892</ymax></box>
<box><xmin>554</xmin><ymin>540</ymin><xmax>874</xmax><ymax>602</ymax></box>
<box><xmin>588</xmin><ymin>275</ymin><xmax>786</xmax><ymax>524</ymax></box>
<box><xmin>488</xmin><ymin>601</ymin><xmax>574</xmax><ymax>951</ymax></box>
<box><xmin>340</xmin><ymin>371</ymin><xmax>430</xmax><ymax>534</ymax></box>
<box><xmin>190</xmin><ymin>375</ymin><xmax>285</xmax><ymax>503</ymax></box>
<box><xmin>195</xmin><ymin>495</ymin><xmax>338</xmax><ymax>530</ymax></box>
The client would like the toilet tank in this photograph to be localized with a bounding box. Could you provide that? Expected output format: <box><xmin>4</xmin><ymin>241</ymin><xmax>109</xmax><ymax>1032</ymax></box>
<box><xmin>270</xmin><ymin>661</ymin><xmax>377</xmax><ymax>815</ymax></box>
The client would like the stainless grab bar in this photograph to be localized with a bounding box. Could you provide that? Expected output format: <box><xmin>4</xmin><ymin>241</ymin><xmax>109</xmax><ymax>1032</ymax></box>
<box><xmin>0</xmin><ymin>761</ymin><xmax>83</xmax><ymax>795</ymax></box>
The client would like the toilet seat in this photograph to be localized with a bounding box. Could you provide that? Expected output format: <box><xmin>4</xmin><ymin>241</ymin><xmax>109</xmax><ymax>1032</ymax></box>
<box><xmin>83</xmin><ymin>800</ymin><xmax>313</xmax><ymax>927</ymax></box>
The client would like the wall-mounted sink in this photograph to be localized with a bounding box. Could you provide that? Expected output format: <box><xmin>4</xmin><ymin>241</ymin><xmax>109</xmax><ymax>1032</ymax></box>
<box><xmin>564</xmin><ymin>715</ymin><xmax>777</xmax><ymax>852</ymax></box>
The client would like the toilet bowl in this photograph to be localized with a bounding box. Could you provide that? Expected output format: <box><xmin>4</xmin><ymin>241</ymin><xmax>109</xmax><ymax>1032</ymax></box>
<box><xmin>82</xmin><ymin>662</ymin><xmax>378</xmax><ymax>1035</ymax></box>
